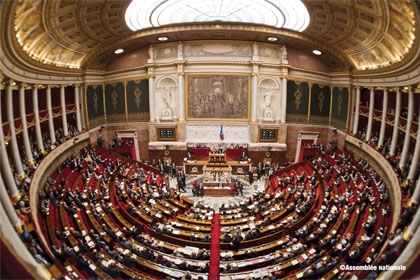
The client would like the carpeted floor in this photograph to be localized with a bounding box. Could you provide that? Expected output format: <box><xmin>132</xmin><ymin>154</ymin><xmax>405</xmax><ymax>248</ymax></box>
<box><xmin>209</xmin><ymin>213</ymin><xmax>221</xmax><ymax>279</ymax></box>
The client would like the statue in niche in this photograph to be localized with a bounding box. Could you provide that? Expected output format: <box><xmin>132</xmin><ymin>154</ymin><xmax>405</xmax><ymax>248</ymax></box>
<box><xmin>263</xmin><ymin>91</ymin><xmax>274</xmax><ymax>121</ymax></box>
<box><xmin>264</xmin><ymin>91</ymin><xmax>272</xmax><ymax>108</ymax></box>
<box><xmin>164</xmin><ymin>87</ymin><xmax>173</xmax><ymax>109</ymax></box>
<box><xmin>161</xmin><ymin>87</ymin><xmax>174</xmax><ymax>120</ymax></box>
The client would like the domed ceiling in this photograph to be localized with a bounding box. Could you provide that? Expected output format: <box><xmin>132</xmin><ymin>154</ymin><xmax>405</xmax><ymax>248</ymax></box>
<box><xmin>3</xmin><ymin>0</ymin><xmax>418</xmax><ymax>73</ymax></box>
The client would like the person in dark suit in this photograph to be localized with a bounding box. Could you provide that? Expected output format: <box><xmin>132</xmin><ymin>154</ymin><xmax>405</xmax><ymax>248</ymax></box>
<box><xmin>230</xmin><ymin>233</ymin><xmax>242</xmax><ymax>251</ymax></box>
<box><xmin>69</xmin><ymin>227</ymin><xmax>83</xmax><ymax>239</ymax></box>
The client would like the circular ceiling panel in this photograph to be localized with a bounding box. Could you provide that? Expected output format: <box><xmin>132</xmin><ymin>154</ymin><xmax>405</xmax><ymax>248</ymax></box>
<box><xmin>125</xmin><ymin>0</ymin><xmax>310</xmax><ymax>32</ymax></box>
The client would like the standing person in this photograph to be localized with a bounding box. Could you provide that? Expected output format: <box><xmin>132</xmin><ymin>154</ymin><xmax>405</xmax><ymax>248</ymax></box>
<box><xmin>231</xmin><ymin>233</ymin><xmax>242</xmax><ymax>251</ymax></box>
<box><xmin>192</xmin><ymin>180</ymin><xmax>198</xmax><ymax>197</ymax></box>
<box><xmin>238</xmin><ymin>182</ymin><xmax>244</xmax><ymax>196</ymax></box>
<box><xmin>198</xmin><ymin>183</ymin><xmax>204</xmax><ymax>197</ymax></box>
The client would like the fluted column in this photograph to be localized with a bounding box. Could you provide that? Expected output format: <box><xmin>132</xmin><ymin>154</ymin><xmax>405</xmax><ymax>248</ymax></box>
<box><xmin>79</xmin><ymin>85</ymin><xmax>86</xmax><ymax>130</ymax></box>
<box><xmin>148</xmin><ymin>74</ymin><xmax>156</xmax><ymax>122</ymax></box>
<box><xmin>411</xmin><ymin>174</ymin><xmax>420</xmax><ymax>206</ymax></box>
<box><xmin>33</xmin><ymin>85</ymin><xmax>45</xmax><ymax>154</ymax></box>
<box><xmin>75</xmin><ymin>84</ymin><xmax>82</xmax><ymax>131</ymax></box>
<box><xmin>177</xmin><ymin>69</ymin><xmax>185</xmax><ymax>121</ymax></box>
<box><xmin>403</xmin><ymin>191</ymin><xmax>420</xmax><ymax>240</ymax></box>
<box><xmin>19</xmin><ymin>83</ymin><xmax>35</xmax><ymax>166</ymax></box>
<box><xmin>352</xmin><ymin>86</ymin><xmax>361</xmax><ymax>134</ymax></box>
<box><xmin>46</xmin><ymin>86</ymin><xmax>56</xmax><ymax>144</ymax></box>
<box><xmin>280</xmin><ymin>76</ymin><xmax>287</xmax><ymax>123</ymax></box>
<box><xmin>377</xmin><ymin>88</ymin><xmax>388</xmax><ymax>148</ymax></box>
<box><xmin>365</xmin><ymin>87</ymin><xmax>374</xmax><ymax>141</ymax></box>
<box><xmin>251</xmin><ymin>73</ymin><xmax>258</xmax><ymax>122</ymax></box>
<box><xmin>60</xmin><ymin>85</ymin><xmax>69</xmax><ymax>136</ymax></box>
<box><xmin>399</xmin><ymin>87</ymin><xmax>414</xmax><ymax>169</ymax></box>
<box><xmin>389</xmin><ymin>88</ymin><xmax>401</xmax><ymax>156</ymax></box>
<box><xmin>349</xmin><ymin>87</ymin><xmax>356</xmax><ymax>133</ymax></box>
<box><xmin>0</xmin><ymin>85</ymin><xmax>21</xmax><ymax>201</ymax></box>
<box><xmin>6</xmin><ymin>81</ymin><xmax>25</xmax><ymax>180</ymax></box>
<box><xmin>0</xmin><ymin>174</ymin><xmax>20</xmax><ymax>227</ymax></box>
<box><xmin>408</xmin><ymin>105</ymin><xmax>420</xmax><ymax>183</ymax></box>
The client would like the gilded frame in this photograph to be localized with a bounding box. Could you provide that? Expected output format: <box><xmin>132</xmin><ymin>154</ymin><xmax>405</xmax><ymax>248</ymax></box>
<box><xmin>186</xmin><ymin>74</ymin><xmax>250</xmax><ymax>121</ymax></box>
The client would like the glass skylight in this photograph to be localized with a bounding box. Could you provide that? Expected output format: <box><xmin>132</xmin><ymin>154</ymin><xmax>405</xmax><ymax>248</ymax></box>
<box><xmin>125</xmin><ymin>0</ymin><xmax>310</xmax><ymax>32</ymax></box>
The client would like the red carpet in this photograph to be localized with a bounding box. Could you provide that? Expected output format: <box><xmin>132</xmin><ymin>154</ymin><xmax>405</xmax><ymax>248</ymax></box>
<box><xmin>209</xmin><ymin>213</ymin><xmax>220</xmax><ymax>280</ymax></box>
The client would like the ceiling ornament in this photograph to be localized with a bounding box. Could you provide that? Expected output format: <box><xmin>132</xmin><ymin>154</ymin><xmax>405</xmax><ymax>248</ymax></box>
<box><xmin>125</xmin><ymin>0</ymin><xmax>310</xmax><ymax>32</ymax></box>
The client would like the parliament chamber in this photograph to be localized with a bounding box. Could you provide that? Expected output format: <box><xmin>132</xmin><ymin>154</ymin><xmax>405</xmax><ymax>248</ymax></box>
<box><xmin>1</xmin><ymin>1</ymin><xmax>420</xmax><ymax>280</ymax></box>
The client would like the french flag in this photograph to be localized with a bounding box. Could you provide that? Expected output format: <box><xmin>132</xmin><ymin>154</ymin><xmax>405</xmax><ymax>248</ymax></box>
<box><xmin>220</xmin><ymin>125</ymin><xmax>224</xmax><ymax>140</ymax></box>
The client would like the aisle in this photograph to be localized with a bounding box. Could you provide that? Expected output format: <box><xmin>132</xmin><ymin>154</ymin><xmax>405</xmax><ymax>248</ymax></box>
<box><xmin>208</xmin><ymin>213</ymin><xmax>220</xmax><ymax>280</ymax></box>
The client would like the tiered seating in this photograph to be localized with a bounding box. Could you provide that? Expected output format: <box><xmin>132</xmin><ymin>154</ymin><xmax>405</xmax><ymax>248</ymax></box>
<box><xmin>35</xmin><ymin>146</ymin><xmax>395</xmax><ymax>279</ymax></box>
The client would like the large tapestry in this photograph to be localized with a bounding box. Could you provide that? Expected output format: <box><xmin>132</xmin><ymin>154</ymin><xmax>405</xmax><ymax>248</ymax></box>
<box><xmin>286</xmin><ymin>80</ymin><xmax>309</xmax><ymax>123</ymax></box>
<box><xmin>126</xmin><ymin>79</ymin><xmax>149</xmax><ymax>121</ymax></box>
<box><xmin>331</xmin><ymin>86</ymin><xmax>349</xmax><ymax>130</ymax></box>
<box><xmin>310</xmin><ymin>84</ymin><xmax>331</xmax><ymax>124</ymax></box>
<box><xmin>86</xmin><ymin>85</ymin><xmax>104</xmax><ymax>128</ymax></box>
<box><xmin>105</xmin><ymin>82</ymin><xmax>125</xmax><ymax>122</ymax></box>
<box><xmin>186</xmin><ymin>75</ymin><xmax>249</xmax><ymax>120</ymax></box>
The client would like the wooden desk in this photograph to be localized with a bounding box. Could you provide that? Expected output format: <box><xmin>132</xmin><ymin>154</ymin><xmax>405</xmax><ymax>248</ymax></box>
<box><xmin>184</xmin><ymin>161</ymin><xmax>251</xmax><ymax>176</ymax></box>
<box><xmin>203</xmin><ymin>186</ymin><xmax>231</xmax><ymax>197</ymax></box>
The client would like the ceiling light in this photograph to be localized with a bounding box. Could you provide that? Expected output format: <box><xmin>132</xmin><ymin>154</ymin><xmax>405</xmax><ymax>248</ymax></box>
<box><xmin>312</xmin><ymin>49</ymin><xmax>322</xmax><ymax>55</ymax></box>
<box><xmin>158</xmin><ymin>36</ymin><xmax>168</xmax><ymax>41</ymax></box>
<box><xmin>267</xmin><ymin>37</ymin><xmax>278</xmax><ymax>42</ymax></box>
<box><xmin>114</xmin><ymin>48</ymin><xmax>124</xmax><ymax>54</ymax></box>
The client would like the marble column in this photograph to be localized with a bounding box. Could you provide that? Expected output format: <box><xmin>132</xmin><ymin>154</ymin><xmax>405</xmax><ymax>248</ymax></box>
<box><xmin>19</xmin><ymin>83</ymin><xmax>35</xmax><ymax>166</ymax></box>
<box><xmin>0</xmin><ymin>86</ymin><xmax>21</xmax><ymax>201</ymax></box>
<box><xmin>403</xmin><ymin>196</ymin><xmax>420</xmax><ymax>241</ymax></box>
<box><xmin>410</xmin><ymin>174</ymin><xmax>420</xmax><ymax>206</ymax></box>
<box><xmin>389</xmin><ymin>88</ymin><xmax>401</xmax><ymax>156</ymax></box>
<box><xmin>46</xmin><ymin>86</ymin><xmax>56</xmax><ymax>145</ymax></box>
<box><xmin>280</xmin><ymin>76</ymin><xmax>287</xmax><ymax>123</ymax></box>
<box><xmin>251</xmin><ymin>74</ymin><xmax>258</xmax><ymax>122</ymax></box>
<box><xmin>177</xmin><ymin>73</ymin><xmax>185</xmax><ymax>121</ymax></box>
<box><xmin>0</xmin><ymin>181</ymin><xmax>46</xmax><ymax>279</ymax></box>
<box><xmin>32</xmin><ymin>85</ymin><xmax>45</xmax><ymax>154</ymax></box>
<box><xmin>75</xmin><ymin>84</ymin><xmax>82</xmax><ymax>131</ymax></box>
<box><xmin>365</xmin><ymin>88</ymin><xmax>374</xmax><ymax>141</ymax></box>
<box><xmin>352</xmin><ymin>86</ymin><xmax>361</xmax><ymax>134</ymax></box>
<box><xmin>408</xmin><ymin>105</ymin><xmax>420</xmax><ymax>183</ymax></box>
<box><xmin>0</xmin><ymin>174</ymin><xmax>20</xmax><ymax>227</ymax></box>
<box><xmin>349</xmin><ymin>87</ymin><xmax>356</xmax><ymax>133</ymax></box>
<box><xmin>148</xmin><ymin>74</ymin><xmax>156</xmax><ymax>122</ymax></box>
<box><xmin>79</xmin><ymin>85</ymin><xmax>86</xmax><ymax>130</ymax></box>
<box><xmin>377</xmin><ymin>88</ymin><xmax>388</xmax><ymax>148</ymax></box>
<box><xmin>399</xmin><ymin>88</ymin><xmax>413</xmax><ymax>169</ymax></box>
<box><xmin>6</xmin><ymin>81</ymin><xmax>25</xmax><ymax>180</ymax></box>
<box><xmin>60</xmin><ymin>85</ymin><xmax>69</xmax><ymax>136</ymax></box>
